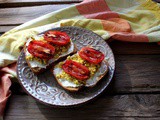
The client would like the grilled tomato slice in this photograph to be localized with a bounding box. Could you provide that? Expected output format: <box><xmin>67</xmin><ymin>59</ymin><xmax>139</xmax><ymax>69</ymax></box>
<box><xmin>28</xmin><ymin>40</ymin><xmax>55</xmax><ymax>59</ymax></box>
<box><xmin>44</xmin><ymin>31</ymin><xmax>70</xmax><ymax>46</ymax></box>
<box><xmin>62</xmin><ymin>60</ymin><xmax>90</xmax><ymax>80</ymax></box>
<box><xmin>79</xmin><ymin>47</ymin><xmax>105</xmax><ymax>64</ymax></box>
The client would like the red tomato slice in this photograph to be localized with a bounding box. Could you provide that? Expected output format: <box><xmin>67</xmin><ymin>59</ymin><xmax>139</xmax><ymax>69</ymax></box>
<box><xmin>78</xmin><ymin>47</ymin><xmax>105</xmax><ymax>64</ymax></box>
<box><xmin>62</xmin><ymin>60</ymin><xmax>90</xmax><ymax>80</ymax></box>
<box><xmin>28</xmin><ymin>40</ymin><xmax>55</xmax><ymax>59</ymax></box>
<box><xmin>44</xmin><ymin>31</ymin><xmax>70</xmax><ymax>46</ymax></box>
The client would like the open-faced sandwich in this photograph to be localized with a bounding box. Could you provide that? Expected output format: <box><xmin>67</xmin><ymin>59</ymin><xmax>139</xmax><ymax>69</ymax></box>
<box><xmin>24</xmin><ymin>31</ymin><xmax>77</xmax><ymax>73</ymax></box>
<box><xmin>53</xmin><ymin>46</ymin><xmax>109</xmax><ymax>91</ymax></box>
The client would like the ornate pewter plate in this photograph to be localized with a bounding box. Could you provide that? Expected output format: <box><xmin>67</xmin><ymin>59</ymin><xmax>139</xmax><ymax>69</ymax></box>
<box><xmin>17</xmin><ymin>26</ymin><xmax>115</xmax><ymax>107</ymax></box>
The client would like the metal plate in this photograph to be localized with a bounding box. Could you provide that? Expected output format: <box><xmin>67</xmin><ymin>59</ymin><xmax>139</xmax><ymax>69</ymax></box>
<box><xmin>17</xmin><ymin>26</ymin><xmax>115</xmax><ymax>107</ymax></box>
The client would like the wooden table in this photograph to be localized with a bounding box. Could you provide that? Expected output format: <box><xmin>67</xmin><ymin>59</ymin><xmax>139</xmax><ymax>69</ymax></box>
<box><xmin>1</xmin><ymin>0</ymin><xmax>160</xmax><ymax>120</ymax></box>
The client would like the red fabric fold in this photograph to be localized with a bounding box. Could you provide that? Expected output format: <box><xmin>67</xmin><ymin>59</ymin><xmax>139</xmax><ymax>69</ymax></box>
<box><xmin>76</xmin><ymin>0</ymin><xmax>119</xmax><ymax>19</ymax></box>
<box><xmin>0</xmin><ymin>63</ymin><xmax>16</xmax><ymax>117</ymax></box>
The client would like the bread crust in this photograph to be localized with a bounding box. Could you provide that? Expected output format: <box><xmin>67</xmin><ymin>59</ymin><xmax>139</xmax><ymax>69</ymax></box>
<box><xmin>85</xmin><ymin>60</ymin><xmax>109</xmax><ymax>88</ymax></box>
<box><xmin>56</xmin><ymin>78</ymin><xmax>80</xmax><ymax>92</ymax></box>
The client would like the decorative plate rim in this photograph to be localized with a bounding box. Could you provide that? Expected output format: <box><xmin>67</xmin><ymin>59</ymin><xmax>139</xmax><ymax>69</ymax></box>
<box><xmin>16</xmin><ymin>26</ymin><xmax>115</xmax><ymax>107</ymax></box>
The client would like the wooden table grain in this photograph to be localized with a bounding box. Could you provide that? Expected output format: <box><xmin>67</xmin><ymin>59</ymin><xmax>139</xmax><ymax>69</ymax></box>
<box><xmin>1</xmin><ymin>0</ymin><xmax>160</xmax><ymax>120</ymax></box>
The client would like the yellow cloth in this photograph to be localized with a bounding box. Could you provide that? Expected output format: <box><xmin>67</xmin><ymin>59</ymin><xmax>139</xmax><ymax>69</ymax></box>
<box><xmin>0</xmin><ymin>0</ymin><xmax>160</xmax><ymax>67</ymax></box>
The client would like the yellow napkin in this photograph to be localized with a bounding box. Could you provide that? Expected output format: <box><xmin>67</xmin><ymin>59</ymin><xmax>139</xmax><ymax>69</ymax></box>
<box><xmin>0</xmin><ymin>0</ymin><xmax>160</xmax><ymax>67</ymax></box>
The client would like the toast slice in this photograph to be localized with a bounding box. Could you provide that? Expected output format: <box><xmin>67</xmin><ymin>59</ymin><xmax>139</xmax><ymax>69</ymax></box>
<box><xmin>24</xmin><ymin>34</ymin><xmax>77</xmax><ymax>74</ymax></box>
<box><xmin>53</xmin><ymin>53</ymin><xmax>108</xmax><ymax>92</ymax></box>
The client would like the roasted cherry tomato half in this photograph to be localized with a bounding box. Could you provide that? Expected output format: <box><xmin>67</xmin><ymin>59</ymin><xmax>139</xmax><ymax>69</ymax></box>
<box><xmin>44</xmin><ymin>31</ymin><xmax>70</xmax><ymax>46</ymax></box>
<box><xmin>28</xmin><ymin>40</ymin><xmax>55</xmax><ymax>59</ymax></box>
<box><xmin>62</xmin><ymin>60</ymin><xmax>90</xmax><ymax>80</ymax></box>
<box><xmin>78</xmin><ymin>47</ymin><xmax>105</xmax><ymax>64</ymax></box>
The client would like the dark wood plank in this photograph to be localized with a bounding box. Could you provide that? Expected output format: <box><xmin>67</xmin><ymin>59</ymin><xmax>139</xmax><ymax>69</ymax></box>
<box><xmin>0</xmin><ymin>0</ymin><xmax>159</xmax><ymax>25</ymax></box>
<box><xmin>4</xmin><ymin>94</ymin><xmax>160</xmax><ymax>120</ymax></box>
<box><xmin>113</xmin><ymin>55</ymin><xmax>160</xmax><ymax>94</ymax></box>
<box><xmin>0</xmin><ymin>0</ymin><xmax>158</xmax><ymax>4</ymax></box>
<box><xmin>0</xmin><ymin>0</ymin><xmax>82</xmax><ymax>8</ymax></box>
<box><xmin>0</xmin><ymin>0</ymin><xmax>158</xmax><ymax>8</ymax></box>
<box><xmin>10</xmin><ymin>55</ymin><xmax>160</xmax><ymax>95</ymax></box>
<box><xmin>109</xmin><ymin>41</ymin><xmax>160</xmax><ymax>55</ymax></box>
<box><xmin>0</xmin><ymin>5</ymin><xmax>73</xmax><ymax>25</ymax></box>
<box><xmin>0</xmin><ymin>25</ymin><xmax>18</xmax><ymax>34</ymax></box>
<box><xmin>0</xmin><ymin>0</ymin><xmax>82</xmax><ymax>3</ymax></box>
<box><xmin>153</xmin><ymin>0</ymin><xmax>160</xmax><ymax>3</ymax></box>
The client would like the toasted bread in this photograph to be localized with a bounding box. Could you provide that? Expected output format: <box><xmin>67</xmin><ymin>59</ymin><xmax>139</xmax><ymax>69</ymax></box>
<box><xmin>53</xmin><ymin>53</ymin><xmax>108</xmax><ymax>92</ymax></box>
<box><xmin>24</xmin><ymin>34</ymin><xmax>77</xmax><ymax>74</ymax></box>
